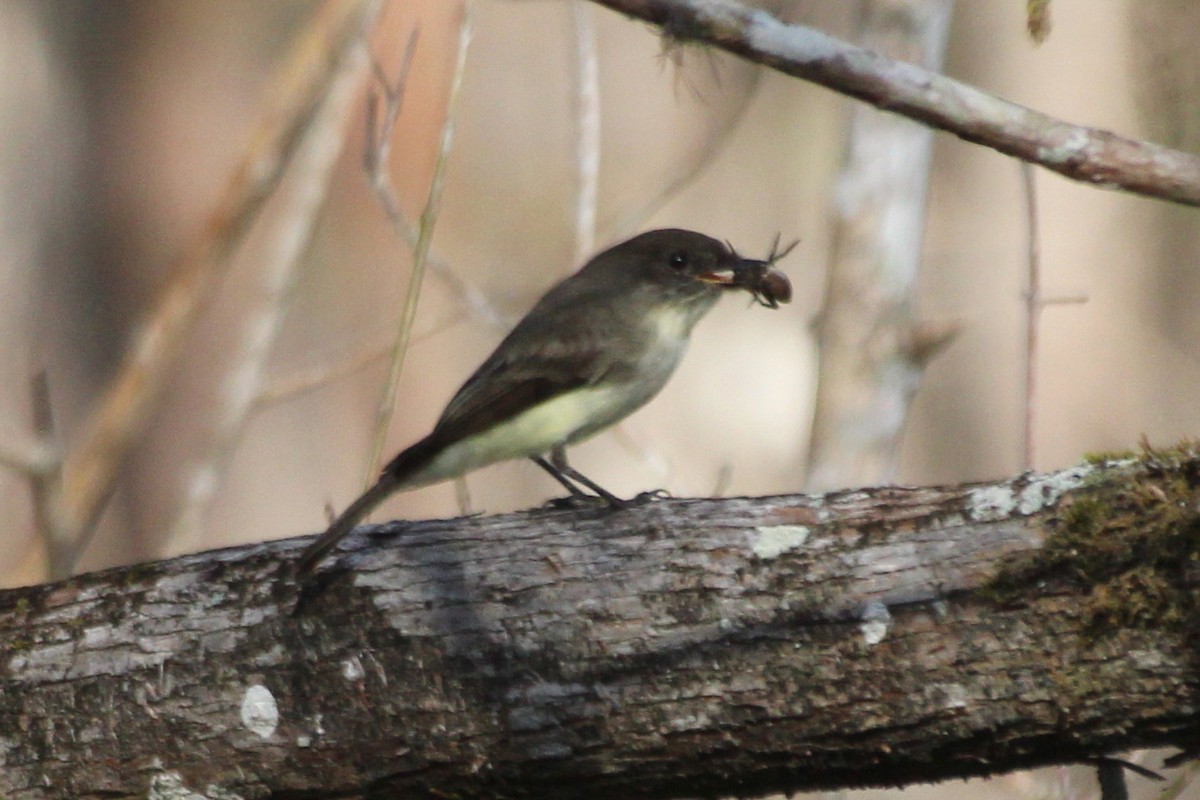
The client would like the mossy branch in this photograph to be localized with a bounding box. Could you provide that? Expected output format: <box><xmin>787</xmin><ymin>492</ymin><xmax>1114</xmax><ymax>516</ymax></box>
<box><xmin>2</xmin><ymin>447</ymin><xmax>1199</xmax><ymax>797</ymax></box>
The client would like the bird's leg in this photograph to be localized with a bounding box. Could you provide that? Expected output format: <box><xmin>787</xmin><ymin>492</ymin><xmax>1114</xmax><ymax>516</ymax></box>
<box><xmin>532</xmin><ymin>454</ymin><xmax>590</xmax><ymax>497</ymax></box>
<box><xmin>543</xmin><ymin>445</ymin><xmax>626</xmax><ymax>506</ymax></box>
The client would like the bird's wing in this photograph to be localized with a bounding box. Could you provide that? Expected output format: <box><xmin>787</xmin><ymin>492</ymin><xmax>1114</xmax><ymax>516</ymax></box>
<box><xmin>427</xmin><ymin>327</ymin><xmax>623</xmax><ymax>447</ymax></box>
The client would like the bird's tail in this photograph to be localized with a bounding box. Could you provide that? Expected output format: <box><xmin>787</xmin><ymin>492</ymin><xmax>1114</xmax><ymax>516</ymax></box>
<box><xmin>295</xmin><ymin>472</ymin><xmax>401</xmax><ymax>574</ymax></box>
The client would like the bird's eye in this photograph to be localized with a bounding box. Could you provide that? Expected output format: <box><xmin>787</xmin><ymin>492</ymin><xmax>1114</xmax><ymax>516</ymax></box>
<box><xmin>668</xmin><ymin>251</ymin><xmax>688</xmax><ymax>270</ymax></box>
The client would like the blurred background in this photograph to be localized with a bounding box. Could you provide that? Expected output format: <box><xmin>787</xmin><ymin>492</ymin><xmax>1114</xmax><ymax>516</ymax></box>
<box><xmin>0</xmin><ymin>0</ymin><xmax>1198</xmax><ymax>794</ymax></box>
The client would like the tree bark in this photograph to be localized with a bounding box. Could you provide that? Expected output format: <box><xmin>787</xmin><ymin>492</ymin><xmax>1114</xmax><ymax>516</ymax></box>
<box><xmin>3</xmin><ymin>450</ymin><xmax>1199</xmax><ymax>799</ymax></box>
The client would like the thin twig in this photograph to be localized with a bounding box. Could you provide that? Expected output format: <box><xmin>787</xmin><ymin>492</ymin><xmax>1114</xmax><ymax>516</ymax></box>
<box><xmin>1021</xmin><ymin>162</ymin><xmax>1040</xmax><ymax>473</ymax></box>
<box><xmin>365</xmin><ymin>4</ymin><xmax>475</xmax><ymax>484</ymax></box>
<box><xmin>711</xmin><ymin>463</ymin><xmax>733</xmax><ymax>497</ymax></box>
<box><xmin>570</xmin><ymin>0</ymin><xmax>601</xmax><ymax>266</ymax></box>
<box><xmin>256</xmin><ymin>347</ymin><xmax>390</xmax><ymax>410</ymax></box>
<box><xmin>54</xmin><ymin>0</ymin><xmax>385</xmax><ymax>555</ymax></box>
<box><xmin>364</xmin><ymin>28</ymin><xmax>504</xmax><ymax>331</ymax></box>
<box><xmin>27</xmin><ymin>372</ymin><xmax>69</xmax><ymax>579</ymax></box>
<box><xmin>453</xmin><ymin>476</ymin><xmax>473</xmax><ymax>515</ymax></box>
<box><xmin>1020</xmin><ymin>162</ymin><xmax>1087</xmax><ymax>473</ymax></box>
<box><xmin>165</xmin><ymin>13</ymin><xmax>375</xmax><ymax>552</ymax></box>
<box><xmin>253</xmin><ymin>304</ymin><xmax>485</xmax><ymax>412</ymax></box>
<box><xmin>363</xmin><ymin>30</ymin><xmax>420</xmax><ymax>230</ymax></box>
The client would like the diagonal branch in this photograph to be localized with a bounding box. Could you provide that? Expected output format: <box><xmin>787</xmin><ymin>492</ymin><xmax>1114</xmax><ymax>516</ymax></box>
<box><xmin>588</xmin><ymin>0</ymin><xmax>1200</xmax><ymax>207</ymax></box>
<box><xmin>52</xmin><ymin>0</ymin><xmax>385</xmax><ymax>560</ymax></box>
<box><xmin>164</xmin><ymin>8</ymin><xmax>374</xmax><ymax>553</ymax></box>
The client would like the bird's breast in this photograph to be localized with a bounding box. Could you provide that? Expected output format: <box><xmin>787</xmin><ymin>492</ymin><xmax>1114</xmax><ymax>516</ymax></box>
<box><xmin>397</xmin><ymin>300</ymin><xmax>702</xmax><ymax>488</ymax></box>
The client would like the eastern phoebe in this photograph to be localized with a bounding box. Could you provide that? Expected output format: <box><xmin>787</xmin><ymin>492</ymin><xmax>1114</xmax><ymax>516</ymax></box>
<box><xmin>297</xmin><ymin>228</ymin><xmax>793</xmax><ymax>572</ymax></box>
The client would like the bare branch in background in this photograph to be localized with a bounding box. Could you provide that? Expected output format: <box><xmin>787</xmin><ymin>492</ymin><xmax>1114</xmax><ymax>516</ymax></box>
<box><xmin>570</xmin><ymin>0</ymin><xmax>601</xmax><ymax>266</ymax></box>
<box><xmin>0</xmin><ymin>378</ymin><xmax>60</xmax><ymax>577</ymax></box>
<box><xmin>255</xmin><ymin>346</ymin><xmax>390</xmax><ymax>410</ymax></box>
<box><xmin>1021</xmin><ymin>162</ymin><xmax>1042</xmax><ymax>472</ymax></box>
<box><xmin>363</xmin><ymin>29</ymin><xmax>420</xmax><ymax>237</ymax></box>
<box><xmin>27</xmin><ymin>372</ymin><xmax>69</xmax><ymax>578</ymax></box>
<box><xmin>589</xmin><ymin>0</ymin><xmax>1200</xmax><ymax>207</ymax></box>
<box><xmin>363</xmin><ymin>27</ymin><xmax>503</xmax><ymax>332</ymax></box>
<box><xmin>805</xmin><ymin>0</ymin><xmax>954</xmax><ymax>493</ymax></box>
<box><xmin>1019</xmin><ymin>163</ymin><xmax>1087</xmax><ymax>473</ymax></box>
<box><xmin>253</xmin><ymin>304</ymin><xmax>490</xmax><ymax>413</ymax></box>
<box><xmin>164</xmin><ymin>18</ymin><xmax>374</xmax><ymax>553</ymax></box>
<box><xmin>364</xmin><ymin>3</ymin><xmax>474</xmax><ymax>485</ymax></box>
<box><xmin>50</xmin><ymin>0</ymin><xmax>385</xmax><ymax>565</ymax></box>
<box><xmin>0</xmin><ymin>435</ymin><xmax>57</xmax><ymax>478</ymax></box>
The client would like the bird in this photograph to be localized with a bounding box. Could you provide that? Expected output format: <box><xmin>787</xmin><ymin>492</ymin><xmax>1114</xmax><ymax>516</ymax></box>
<box><xmin>296</xmin><ymin>228</ymin><xmax>793</xmax><ymax>573</ymax></box>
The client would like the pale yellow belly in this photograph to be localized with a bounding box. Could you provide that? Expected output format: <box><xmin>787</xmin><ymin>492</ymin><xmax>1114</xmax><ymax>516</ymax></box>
<box><xmin>401</xmin><ymin>300</ymin><xmax>698</xmax><ymax>489</ymax></box>
<box><xmin>400</xmin><ymin>383</ymin><xmax>632</xmax><ymax>488</ymax></box>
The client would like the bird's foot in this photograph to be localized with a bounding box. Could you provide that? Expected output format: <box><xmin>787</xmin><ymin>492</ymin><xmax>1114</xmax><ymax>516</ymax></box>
<box><xmin>630</xmin><ymin>488</ymin><xmax>671</xmax><ymax>504</ymax></box>
<box><xmin>542</xmin><ymin>493</ymin><xmax>612</xmax><ymax>511</ymax></box>
<box><xmin>541</xmin><ymin>488</ymin><xmax>670</xmax><ymax>511</ymax></box>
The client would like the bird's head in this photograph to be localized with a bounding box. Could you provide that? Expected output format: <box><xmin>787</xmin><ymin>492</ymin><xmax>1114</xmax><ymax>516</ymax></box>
<box><xmin>596</xmin><ymin>228</ymin><xmax>795</xmax><ymax>310</ymax></box>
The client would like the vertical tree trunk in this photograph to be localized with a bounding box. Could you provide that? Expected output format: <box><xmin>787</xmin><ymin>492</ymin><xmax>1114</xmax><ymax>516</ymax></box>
<box><xmin>807</xmin><ymin>0</ymin><xmax>956</xmax><ymax>492</ymax></box>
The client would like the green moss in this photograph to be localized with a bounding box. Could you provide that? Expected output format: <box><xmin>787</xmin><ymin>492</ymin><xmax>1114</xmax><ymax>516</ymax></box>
<box><xmin>985</xmin><ymin>443</ymin><xmax>1200</xmax><ymax>638</ymax></box>
<box><xmin>121</xmin><ymin>563</ymin><xmax>154</xmax><ymax>588</ymax></box>
<box><xmin>1082</xmin><ymin>449</ymin><xmax>1137</xmax><ymax>466</ymax></box>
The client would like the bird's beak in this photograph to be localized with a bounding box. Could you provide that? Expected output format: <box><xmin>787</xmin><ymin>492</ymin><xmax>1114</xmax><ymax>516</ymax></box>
<box><xmin>695</xmin><ymin>268</ymin><xmax>738</xmax><ymax>286</ymax></box>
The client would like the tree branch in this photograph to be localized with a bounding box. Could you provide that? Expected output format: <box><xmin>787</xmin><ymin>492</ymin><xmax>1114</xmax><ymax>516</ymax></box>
<box><xmin>587</xmin><ymin>0</ymin><xmax>1200</xmax><ymax>207</ymax></box>
<box><xmin>3</xmin><ymin>449</ymin><xmax>1199</xmax><ymax>797</ymax></box>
